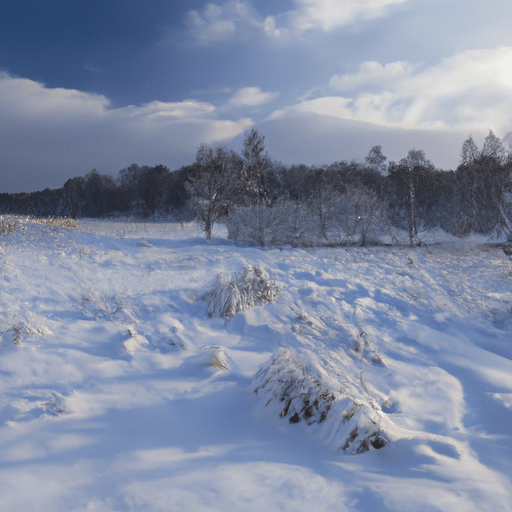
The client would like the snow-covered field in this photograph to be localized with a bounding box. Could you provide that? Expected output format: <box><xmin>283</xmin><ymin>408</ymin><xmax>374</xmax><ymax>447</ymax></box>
<box><xmin>1</xmin><ymin>217</ymin><xmax>512</xmax><ymax>512</ymax></box>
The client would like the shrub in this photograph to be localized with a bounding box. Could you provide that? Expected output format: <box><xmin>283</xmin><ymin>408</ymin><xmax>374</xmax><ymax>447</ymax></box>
<box><xmin>204</xmin><ymin>265</ymin><xmax>279</xmax><ymax>318</ymax></box>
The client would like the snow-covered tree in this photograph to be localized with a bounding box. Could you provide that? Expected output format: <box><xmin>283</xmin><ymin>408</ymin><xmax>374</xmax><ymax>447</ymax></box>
<box><xmin>186</xmin><ymin>145</ymin><xmax>236</xmax><ymax>241</ymax></box>
<box><xmin>335</xmin><ymin>186</ymin><xmax>388</xmax><ymax>246</ymax></box>
<box><xmin>241</xmin><ymin>129</ymin><xmax>274</xmax><ymax>207</ymax></box>
<box><xmin>399</xmin><ymin>148</ymin><xmax>435</xmax><ymax>171</ymax></box>
<box><xmin>305</xmin><ymin>168</ymin><xmax>344</xmax><ymax>241</ymax></box>
<box><xmin>397</xmin><ymin>149</ymin><xmax>434</xmax><ymax>246</ymax></box>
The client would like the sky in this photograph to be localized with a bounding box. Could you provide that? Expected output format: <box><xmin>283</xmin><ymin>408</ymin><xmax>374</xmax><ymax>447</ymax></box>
<box><xmin>1</xmin><ymin>0</ymin><xmax>512</xmax><ymax>192</ymax></box>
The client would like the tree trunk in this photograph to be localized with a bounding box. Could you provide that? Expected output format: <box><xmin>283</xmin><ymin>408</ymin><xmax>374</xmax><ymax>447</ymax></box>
<box><xmin>205</xmin><ymin>207</ymin><xmax>213</xmax><ymax>241</ymax></box>
<box><xmin>409</xmin><ymin>174</ymin><xmax>418</xmax><ymax>246</ymax></box>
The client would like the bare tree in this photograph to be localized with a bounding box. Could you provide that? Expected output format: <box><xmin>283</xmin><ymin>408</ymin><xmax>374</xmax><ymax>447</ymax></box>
<box><xmin>460</xmin><ymin>135</ymin><xmax>480</xmax><ymax>166</ymax></box>
<box><xmin>304</xmin><ymin>168</ymin><xmax>344</xmax><ymax>241</ymax></box>
<box><xmin>241</xmin><ymin>129</ymin><xmax>273</xmax><ymax>207</ymax></box>
<box><xmin>335</xmin><ymin>186</ymin><xmax>387</xmax><ymax>246</ymax></box>
<box><xmin>481</xmin><ymin>130</ymin><xmax>506</xmax><ymax>163</ymax></box>
<box><xmin>365</xmin><ymin>145</ymin><xmax>388</xmax><ymax>175</ymax></box>
<box><xmin>236</xmin><ymin>129</ymin><xmax>278</xmax><ymax>245</ymax></box>
<box><xmin>186</xmin><ymin>145</ymin><xmax>235</xmax><ymax>241</ymax></box>
<box><xmin>398</xmin><ymin>149</ymin><xmax>434</xmax><ymax>247</ymax></box>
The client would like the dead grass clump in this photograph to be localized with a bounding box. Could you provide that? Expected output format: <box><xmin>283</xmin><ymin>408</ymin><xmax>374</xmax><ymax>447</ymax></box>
<box><xmin>1</xmin><ymin>313</ymin><xmax>51</xmax><ymax>346</ymax></box>
<box><xmin>26</xmin><ymin>215</ymin><xmax>78</xmax><ymax>229</ymax></box>
<box><xmin>252</xmin><ymin>347</ymin><xmax>391</xmax><ymax>454</ymax></box>
<box><xmin>202</xmin><ymin>346</ymin><xmax>229</xmax><ymax>371</ymax></box>
<box><xmin>0</xmin><ymin>218</ymin><xmax>26</xmax><ymax>236</ymax></box>
<box><xmin>204</xmin><ymin>265</ymin><xmax>279</xmax><ymax>318</ymax></box>
<box><xmin>77</xmin><ymin>291</ymin><xmax>125</xmax><ymax>321</ymax></box>
<box><xmin>207</xmin><ymin>354</ymin><xmax>229</xmax><ymax>371</ymax></box>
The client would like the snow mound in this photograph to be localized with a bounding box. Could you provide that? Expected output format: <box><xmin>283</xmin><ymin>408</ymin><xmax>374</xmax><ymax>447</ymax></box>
<box><xmin>10</xmin><ymin>391</ymin><xmax>67</xmax><ymax>421</ymax></box>
<box><xmin>253</xmin><ymin>347</ymin><xmax>392</xmax><ymax>454</ymax></box>
<box><xmin>204</xmin><ymin>265</ymin><xmax>279</xmax><ymax>318</ymax></box>
<box><xmin>121</xmin><ymin>328</ymin><xmax>149</xmax><ymax>354</ymax></box>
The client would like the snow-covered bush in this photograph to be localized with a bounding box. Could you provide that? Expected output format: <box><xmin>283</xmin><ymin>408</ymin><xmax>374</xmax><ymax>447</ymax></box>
<box><xmin>225</xmin><ymin>205</ymin><xmax>277</xmax><ymax>247</ymax></box>
<box><xmin>225</xmin><ymin>191</ymin><xmax>388</xmax><ymax>247</ymax></box>
<box><xmin>333</xmin><ymin>186</ymin><xmax>389</xmax><ymax>246</ymax></box>
<box><xmin>225</xmin><ymin>202</ymin><xmax>315</xmax><ymax>247</ymax></box>
<box><xmin>204</xmin><ymin>265</ymin><xmax>279</xmax><ymax>318</ymax></box>
<box><xmin>252</xmin><ymin>347</ymin><xmax>392</xmax><ymax>454</ymax></box>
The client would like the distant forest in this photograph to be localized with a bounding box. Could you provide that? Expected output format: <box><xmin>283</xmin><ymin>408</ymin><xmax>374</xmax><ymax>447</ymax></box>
<box><xmin>1</xmin><ymin>129</ymin><xmax>512</xmax><ymax>245</ymax></box>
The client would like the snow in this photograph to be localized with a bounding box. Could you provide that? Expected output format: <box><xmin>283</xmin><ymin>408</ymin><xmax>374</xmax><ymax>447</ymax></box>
<box><xmin>0</xmin><ymin>216</ymin><xmax>511</xmax><ymax>511</ymax></box>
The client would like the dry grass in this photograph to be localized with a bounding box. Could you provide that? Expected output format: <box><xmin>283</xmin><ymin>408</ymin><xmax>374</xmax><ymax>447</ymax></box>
<box><xmin>0</xmin><ymin>218</ymin><xmax>26</xmax><ymax>236</ymax></box>
<box><xmin>207</xmin><ymin>354</ymin><xmax>229</xmax><ymax>371</ymax></box>
<box><xmin>1</xmin><ymin>314</ymin><xmax>51</xmax><ymax>346</ymax></box>
<box><xmin>204</xmin><ymin>265</ymin><xmax>280</xmax><ymax>319</ymax></box>
<box><xmin>25</xmin><ymin>215</ymin><xmax>78</xmax><ymax>229</ymax></box>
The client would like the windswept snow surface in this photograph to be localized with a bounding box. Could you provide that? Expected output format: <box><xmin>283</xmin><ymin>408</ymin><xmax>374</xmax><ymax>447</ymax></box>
<box><xmin>0</xmin><ymin>217</ymin><xmax>511</xmax><ymax>511</ymax></box>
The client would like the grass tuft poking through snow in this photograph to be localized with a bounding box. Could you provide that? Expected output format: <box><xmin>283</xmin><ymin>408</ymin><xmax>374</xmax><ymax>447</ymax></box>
<box><xmin>0</xmin><ymin>217</ymin><xmax>26</xmax><ymax>236</ymax></box>
<box><xmin>25</xmin><ymin>215</ymin><xmax>78</xmax><ymax>229</ymax></box>
<box><xmin>76</xmin><ymin>290</ymin><xmax>133</xmax><ymax>322</ymax></box>
<box><xmin>204</xmin><ymin>265</ymin><xmax>279</xmax><ymax>319</ymax></box>
<box><xmin>252</xmin><ymin>347</ymin><xmax>391</xmax><ymax>454</ymax></box>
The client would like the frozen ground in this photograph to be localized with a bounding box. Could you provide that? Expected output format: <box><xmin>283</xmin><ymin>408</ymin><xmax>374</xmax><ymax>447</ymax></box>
<box><xmin>0</xmin><ymin>216</ymin><xmax>511</xmax><ymax>511</ymax></box>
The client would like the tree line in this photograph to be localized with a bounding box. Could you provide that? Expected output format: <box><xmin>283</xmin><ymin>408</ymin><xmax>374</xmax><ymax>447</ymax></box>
<box><xmin>1</xmin><ymin>129</ymin><xmax>511</xmax><ymax>245</ymax></box>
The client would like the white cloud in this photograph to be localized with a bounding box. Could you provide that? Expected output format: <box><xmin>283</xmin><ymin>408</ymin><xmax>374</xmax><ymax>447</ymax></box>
<box><xmin>275</xmin><ymin>47</ymin><xmax>512</xmax><ymax>134</ymax></box>
<box><xmin>184</xmin><ymin>0</ymin><xmax>409</xmax><ymax>45</ymax></box>
<box><xmin>186</xmin><ymin>1</ymin><xmax>262</xmax><ymax>44</ymax></box>
<box><xmin>0</xmin><ymin>72</ymin><xmax>110</xmax><ymax>119</ymax></box>
<box><xmin>0</xmin><ymin>73</ymin><xmax>253</xmax><ymax>192</ymax></box>
<box><xmin>121</xmin><ymin>100</ymin><xmax>217</xmax><ymax>123</ymax></box>
<box><xmin>229</xmin><ymin>87</ymin><xmax>279</xmax><ymax>107</ymax></box>
<box><xmin>329</xmin><ymin>61</ymin><xmax>413</xmax><ymax>91</ymax></box>
<box><xmin>286</xmin><ymin>0</ymin><xmax>409</xmax><ymax>32</ymax></box>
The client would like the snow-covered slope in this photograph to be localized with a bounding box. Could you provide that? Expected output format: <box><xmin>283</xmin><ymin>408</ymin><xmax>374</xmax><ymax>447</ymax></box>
<box><xmin>0</xmin><ymin>217</ymin><xmax>511</xmax><ymax>511</ymax></box>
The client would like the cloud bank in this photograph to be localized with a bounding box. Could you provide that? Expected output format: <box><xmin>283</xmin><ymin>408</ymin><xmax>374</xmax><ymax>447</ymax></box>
<box><xmin>1</xmin><ymin>41</ymin><xmax>510</xmax><ymax>194</ymax></box>
<box><xmin>271</xmin><ymin>47</ymin><xmax>512</xmax><ymax>134</ymax></box>
<box><xmin>0</xmin><ymin>73</ymin><xmax>253</xmax><ymax>192</ymax></box>
<box><xmin>257</xmin><ymin>110</ymin><xmax>477</xmax><ymax>171</ymax></box>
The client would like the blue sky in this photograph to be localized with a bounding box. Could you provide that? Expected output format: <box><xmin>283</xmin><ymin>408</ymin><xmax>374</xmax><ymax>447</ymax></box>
<box><xmin>1</xmin><ymin>0</ymin><xmax>512</xmax><ymax>192</ymax></box>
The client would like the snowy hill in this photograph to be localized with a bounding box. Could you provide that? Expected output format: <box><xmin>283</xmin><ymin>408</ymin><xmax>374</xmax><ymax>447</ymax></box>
<box><xmin>0</xmin><ymin>216</ymin><xmax>511</xmax><ymax>511</ymax></box>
